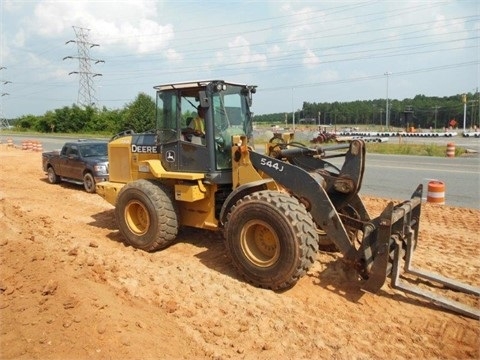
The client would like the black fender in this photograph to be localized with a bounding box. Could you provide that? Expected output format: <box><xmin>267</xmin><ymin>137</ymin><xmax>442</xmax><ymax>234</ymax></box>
<box><xmin>219</xmin><ymin>179</ymin><xmax>274</xmax><ymax>226</ymax></box>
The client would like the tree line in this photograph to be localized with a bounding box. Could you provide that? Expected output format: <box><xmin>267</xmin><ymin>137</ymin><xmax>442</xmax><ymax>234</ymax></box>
<box><xmin>255</xmin><ymin>92</ymin><xmax>480</xmax><ymax>130</ymax></box>
<box><xmin>12</xmin><ymin>93</ymin><xmax>156</xmax><ymax>135</ymax></box>
<box><xmin>9</xmin><ymin>91</ymin><xmax>480</xmax><ymax>135</ymax></box>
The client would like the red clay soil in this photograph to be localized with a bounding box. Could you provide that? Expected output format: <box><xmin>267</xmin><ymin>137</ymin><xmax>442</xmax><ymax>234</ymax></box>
<box><xmin>0</xmin><ymin>145</ymin><xmax>478</xmax><ymax>359</ymax></box>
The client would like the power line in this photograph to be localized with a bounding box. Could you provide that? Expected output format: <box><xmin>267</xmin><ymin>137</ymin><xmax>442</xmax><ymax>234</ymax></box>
<box><xmin>260</xmin><ymin>61</ymin><xmax>480</xmax><ymax>92</ymax></box>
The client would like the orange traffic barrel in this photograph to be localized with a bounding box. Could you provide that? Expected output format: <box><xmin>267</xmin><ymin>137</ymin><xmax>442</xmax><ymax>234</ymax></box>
<box><xmin>446</xmin><ymin>142</ymin><xmax>455</xmax><ymax>157</ymax></box>
<box><xmin>427</xmin><ymin>180</ymin><xmax>445</xmax><ymax>204</ymax></box>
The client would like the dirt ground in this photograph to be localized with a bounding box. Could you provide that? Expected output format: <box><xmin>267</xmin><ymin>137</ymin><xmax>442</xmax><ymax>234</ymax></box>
<box><xmin>0</xmin><ymin>144</ymin><xmax>479</xmax><ymax>360</ymax></box>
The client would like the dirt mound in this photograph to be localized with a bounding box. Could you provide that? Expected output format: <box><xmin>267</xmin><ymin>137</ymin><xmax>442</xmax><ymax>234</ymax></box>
<box><xmin>0</xmin><ymin>145</ymin><xmax>478</xmax><ymax>359</ymax></box>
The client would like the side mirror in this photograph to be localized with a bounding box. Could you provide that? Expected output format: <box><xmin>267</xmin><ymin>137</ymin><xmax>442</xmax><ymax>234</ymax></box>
<box><xmin>199</xmin><ymin>91</ymin><xmax>210</xmax><ymax>108</ymax></box>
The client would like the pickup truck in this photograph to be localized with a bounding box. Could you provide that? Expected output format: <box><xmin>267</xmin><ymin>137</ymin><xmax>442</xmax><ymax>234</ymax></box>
<box><xmin>42</xmin><ymin>140</ymin><xmax>109</xmax><ymax>193</ymax></box>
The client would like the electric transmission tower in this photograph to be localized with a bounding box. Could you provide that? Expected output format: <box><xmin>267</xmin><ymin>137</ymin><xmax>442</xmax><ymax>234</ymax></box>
<box><xmin>64</xmin><ymin>26</ymin><xmax>104</xmax><ymax>108</ymax></box>
<box><xmin>0</xmin><ymin>66</ymin><xmax>11</xmax><ymax>132</ymax></box>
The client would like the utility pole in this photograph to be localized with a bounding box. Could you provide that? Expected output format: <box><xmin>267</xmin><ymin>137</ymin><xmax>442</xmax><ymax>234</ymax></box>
<box><xmin>64</xmin><ymin>26</ymin><xmax>104</xmax><ymax>108</ymax></box>
<box><xmin>404</xmin><ymin>105</ymin><xmax>414</xmax><ymax>131</ymax></box>
<box><xmin>0</xmin><ymin>66</ymin><xmax>11</xmax><ymax>133</ymax></box>
<box><xmin>432</xmin><ymin>106</ymin><xmax>440</xmax><ymax>131</ymax></box>
<box><xmin>462</xmin><ymin>94</ymin><xmax>467</xmax><ymax>132</ymax></box>
<box><xmin>384</xmin><ymin>71</ymin><xmax>391</xmax><ymax>129</ymax></box>
<box><xmin>477</xmin><ymin>88</ymin><xmax>480</xmax><ymax>128</ymax></box>
<box><xmin>291</xmin><ymin>87</ymin><xmax>295</xmax><ymax>131</ymax></box>
<box><xmin>468</xmin><ymin>99</ymin><xmax>477</xmax><ymax>129</ymax></box>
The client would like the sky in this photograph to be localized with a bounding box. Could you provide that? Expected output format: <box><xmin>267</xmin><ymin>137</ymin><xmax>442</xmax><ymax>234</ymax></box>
<box><xmin>0</xmin><ymin>0</ymin><xmax>479</xmax><ymax>119</ymax></box>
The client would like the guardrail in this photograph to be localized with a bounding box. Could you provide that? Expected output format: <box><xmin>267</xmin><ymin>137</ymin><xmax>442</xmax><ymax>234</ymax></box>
<box><xmin>338</xmin><ymin>131</ymin><xmax>459</xmax><ymax>138</ymax></box>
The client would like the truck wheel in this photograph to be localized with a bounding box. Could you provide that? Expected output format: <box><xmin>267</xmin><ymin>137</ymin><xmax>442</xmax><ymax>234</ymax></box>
<box><xmin>224</xmin><ymin>191</ymin><xmax>318</xmax><ymax>290</ymax></box>
<box><xmin>47</xmin><ymin>167</ymin><xmax>60</xmax><ymax>184</ymax></box>
<box><xmin>115</xmin><ymin>179</ymin><xmax>178</xmax><ymax>252</ymax></box>
<box><xmin>83</xmin><ymin>172</ymin><xmax>96</xmax><ymax>193</ymax></box>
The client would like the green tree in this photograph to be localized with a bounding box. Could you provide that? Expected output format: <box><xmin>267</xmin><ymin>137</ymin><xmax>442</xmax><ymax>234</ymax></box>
<box><xmin>15</xmin><ymin>115</ymin><xmax>36</xmax><ymax>131</ymax></box>
<box><xmin>86</xmin><ymin>107</ymin><xmax>125</xmax><ymax>134</ymax></box>
<box><xmin>121</xmin><ymin>93</ymin><xmax>155</xmax><ymax>132</ymax></box>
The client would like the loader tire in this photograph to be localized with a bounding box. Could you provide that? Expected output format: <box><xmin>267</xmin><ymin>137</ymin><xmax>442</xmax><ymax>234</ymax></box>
<box><xmin>115</xmin><ymin>179</ymin><xmax>178</xmax><ymax>252</ymax></box>
<box><xmin>224</xmin><ymin>191</ymin><xmax>318</xmax><ymax>291</ymax></box>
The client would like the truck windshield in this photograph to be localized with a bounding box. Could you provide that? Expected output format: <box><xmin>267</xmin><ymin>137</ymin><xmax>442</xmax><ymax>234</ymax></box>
<box><xmin>80</xmin><ymin>143</ymin><xmax>108</xmax><ymax>157</ymax></box>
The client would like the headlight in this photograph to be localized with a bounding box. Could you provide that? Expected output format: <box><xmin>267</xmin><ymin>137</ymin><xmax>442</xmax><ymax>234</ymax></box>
<box><xmin>94</xmin><ymin>165</ymin><xmax>108</xmax><ymax>174</ymax></box>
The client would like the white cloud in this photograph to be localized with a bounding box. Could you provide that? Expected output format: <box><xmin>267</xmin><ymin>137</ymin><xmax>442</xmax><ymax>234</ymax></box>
<box><xmin>26</xmin><ymin>0</ymin><xmax>174</xmax><ymax>54</ymax></box>
<box><xmin>165</xmin><ymin>48</ymin><xmax>182</xmax><ymax>61</ymax></box>
<box><xmin>303</xmin><ymin>49</ymin><xmax>319</xmax><ymax>68</ymax></box>
<box><xmin>3</xmin><ymin>0</ymin><xmax>23</xmax><ymax>11</ymax></box>
<box><xmin>320</xmin><ymin>69</ymin><xmax>340</xmax><ymax>82</ymax></box>
<box><xmin>285</xmin><ymin>7</ymin><xmax>315</xmax><ymax>47</ymax></box>
<box><xmin>268</xmin><ymin>44</ymin><xmax>282</xmax><ymax>57</ymax></box>
<box><xmin>12</xmin><ymin>28</ymin><xmax>26</xmax><ymax>47</ymax></box>
<box><xmin>227</xmin><ymin>36</ymin><xmax>267</xmax><ymax>67</ymax></box>
<box><xmin>32</xmin><ymin>1</ymin><xmax>76</xmax><ymax>36</ymax></box>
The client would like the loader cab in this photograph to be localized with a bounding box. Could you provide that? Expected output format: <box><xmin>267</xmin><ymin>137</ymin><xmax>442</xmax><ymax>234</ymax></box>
<box><xmin>154</xmin><ymin>80</ymin><xmax>256</xmax><ymax>184</ymax></box>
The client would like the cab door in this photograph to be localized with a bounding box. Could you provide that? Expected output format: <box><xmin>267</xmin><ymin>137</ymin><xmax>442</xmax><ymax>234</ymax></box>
<box><xmin>156</xmin><ymin>89</ymin><xmax>211</xmax><ymax>174</ymax></box>
<box><xmin>63</xmin><ymin>144</ymin><xmax>83</xmax><ymax>180</ymax></box>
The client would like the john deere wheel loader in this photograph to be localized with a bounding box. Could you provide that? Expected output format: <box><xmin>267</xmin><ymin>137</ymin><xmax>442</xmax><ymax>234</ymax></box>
<box><xmin>96</xmin><ymin>80</ymin><xmax>479</xmax><ymax>319</ymax></box>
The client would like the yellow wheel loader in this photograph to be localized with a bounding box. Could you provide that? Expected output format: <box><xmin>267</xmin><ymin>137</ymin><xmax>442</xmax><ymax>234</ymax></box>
<box><xmin>97</xmin><ymin>80</ymin><xmax>479</xmax><ymax>319</ymax></box>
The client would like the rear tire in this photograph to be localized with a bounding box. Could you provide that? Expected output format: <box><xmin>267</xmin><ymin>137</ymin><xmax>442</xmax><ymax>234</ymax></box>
<box><xmin>115</xmin><ymin>179</ymin><xmax>178</xmax><ymax>252</ymax></box>
<box><xmin>224</xmin><ymin>191</ymin><xmax>318</xmax><ymax>290</ymax></box>
<box><xmin>47</xmin><ymin>166</ymin><xmax>59</xmax><ymax>184</ymax></box>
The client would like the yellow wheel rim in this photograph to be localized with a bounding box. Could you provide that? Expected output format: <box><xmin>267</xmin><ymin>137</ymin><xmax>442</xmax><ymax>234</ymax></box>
<box><xmin>240</xmin><ymin>220</ymin><xmax>280</xmax><ymax>267</ymax></box>
<box><xmin>125</xmin><ymin>200</ymin><xmax>150</xmax><ymax>235</ymax></box>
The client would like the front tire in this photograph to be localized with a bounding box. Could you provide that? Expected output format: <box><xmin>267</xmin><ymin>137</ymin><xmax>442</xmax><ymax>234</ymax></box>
<box><xmin>224</xmin><ymin>191</ymin><xmax>318</xmax><ymax>290</ymax></box>
<box><xmin>83</xmin><ymin>172</ymin><xmax>96</xmax><ymax>193</ymax></box>
<box><xmin>115</xmin><ymin>179</ymin><xmax>178</xmax><ymax>252</ymax></box>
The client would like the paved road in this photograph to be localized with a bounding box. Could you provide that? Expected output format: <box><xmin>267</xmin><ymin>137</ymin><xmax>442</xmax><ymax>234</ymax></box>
<box><xmin>361</xmin><ymin>154</ymin><xmax>479</xmax><ymax>209</ymax></box>
<box><xmin>3</xmin><ymin>133</ymin><xmax>479</xmax><ymax>209</ymax></box>
<box><xmin>0</xmin><ymin>134</ymin><xmax>106</xmax><ymax>152</ymax></box>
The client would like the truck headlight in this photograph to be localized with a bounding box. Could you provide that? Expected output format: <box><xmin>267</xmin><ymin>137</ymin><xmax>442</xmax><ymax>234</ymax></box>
<box><xmin>94</xmin><ymin>165</ymin><xmax>108</xmax><ymax>174</ymax></box>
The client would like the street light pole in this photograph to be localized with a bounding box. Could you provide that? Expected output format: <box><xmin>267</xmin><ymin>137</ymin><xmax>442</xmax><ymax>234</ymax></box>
<box><xmin>291</xmin><ymin>87</ymin><xmax>295</xmax><ymax>131</ymax></box>
<box><xmin>384</xmin><ymin>72</ymin><xmax>391</xmax><ymax>129</ymax></box>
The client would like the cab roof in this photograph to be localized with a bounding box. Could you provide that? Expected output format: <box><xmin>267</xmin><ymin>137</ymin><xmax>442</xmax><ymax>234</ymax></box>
<box><xmin>153</xmin><ymin>80</ymin><xmax>248</xmax><ymax>91</ymax></box>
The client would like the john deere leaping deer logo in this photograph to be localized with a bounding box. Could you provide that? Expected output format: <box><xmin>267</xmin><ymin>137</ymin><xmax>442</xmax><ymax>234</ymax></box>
<box><xmin>166</xmin><ymin>150</ymin><xmax>175</xmax><ymax>162</ymax></box>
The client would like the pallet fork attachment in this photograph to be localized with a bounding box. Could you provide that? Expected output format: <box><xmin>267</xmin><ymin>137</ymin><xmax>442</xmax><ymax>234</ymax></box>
<box><xmin>363</xmin><ymin>185</ymin><xmax>480</xmax><ymax>319</ymax></box>
<box><xmin>390</xmin><ymin>235</ymin><xmax>480</xmax><ymax>320</ymax></box>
